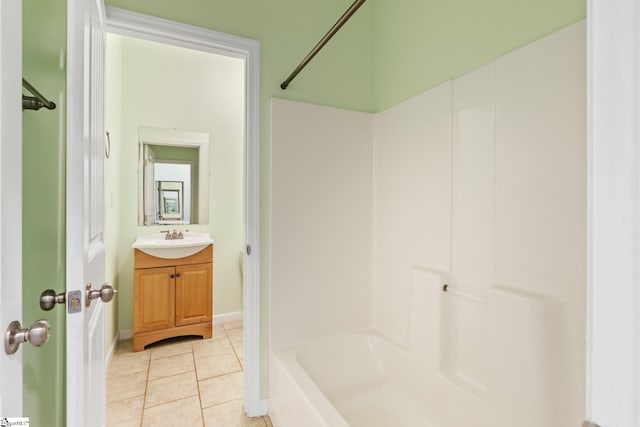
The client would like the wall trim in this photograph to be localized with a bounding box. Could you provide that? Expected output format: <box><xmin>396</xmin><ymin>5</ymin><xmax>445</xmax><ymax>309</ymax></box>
<box><xmin>213</xmin><ymin>311</ymin><xmax>243</xmax><ymax>324</ymax></box>
<box><xmin>105</xmin><ymin>7</ymin><xmax>264</xmax><ymax>416</ymax></box>
<box><xmin>105</xmin><ymin>332</ymin><xmax>119</xmax><ymax>367</ymax></box>
<box><xmin>118</xmin><ymin>329</ymin><xmax>133</xmax><ymax>340</ymax></box>
<box><xmin>586</xmin><ymin>0</ymin><xmax>640</xmax><ymax>425</ymax></box>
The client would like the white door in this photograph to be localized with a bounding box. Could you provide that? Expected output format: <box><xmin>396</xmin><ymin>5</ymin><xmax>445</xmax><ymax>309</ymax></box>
<box><xmin>0</xmin><ymin>0</ymin><xmax>23</xmax><ymax>418</ymax></box>
<box><xmin>66</xmin><ymin>0</ymin><xmax>109</xmax><ymax>425</ymax></box>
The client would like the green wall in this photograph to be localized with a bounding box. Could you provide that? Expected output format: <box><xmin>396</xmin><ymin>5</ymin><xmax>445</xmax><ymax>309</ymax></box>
<box><xmin>151</xmin><ymin>145</ymin><xmax>199</xmax><ymax>163</ymax></box>
<box><xmin>105</xmin><ymin>0</ymin><xmax>376</xmax><ymax>113</ymax></box>
<box><xmin>372</xmin><ymin>0</ymin><xmax>587</xmax><ymax>110</ymax></box>
<box><xmin>22</xmin><ymin>0</ymin><xmax>67</xmax><ymax>426</ymax></box>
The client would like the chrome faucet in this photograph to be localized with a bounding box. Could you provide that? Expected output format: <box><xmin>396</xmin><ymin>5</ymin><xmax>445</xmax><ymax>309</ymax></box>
<box><xmin>162</xmin><ymin>229</ymin><xmax>184</xmax><ymax>240</ymax></box>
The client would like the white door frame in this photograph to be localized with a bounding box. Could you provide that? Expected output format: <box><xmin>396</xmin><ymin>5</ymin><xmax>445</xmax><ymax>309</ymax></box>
<box><xmin>0</xmin><ymin>0</ymin><xmax>23</xmax><ymax>417</ymax></box>
<box><xmin>586</xmin><ymin>0</ymin><xmax>640</xmax><ymax>425</ymax></box>
<box><xmin>104</xmin><ymin>7</ymin><xmax>266</xmax><ymax>416</ymax></box>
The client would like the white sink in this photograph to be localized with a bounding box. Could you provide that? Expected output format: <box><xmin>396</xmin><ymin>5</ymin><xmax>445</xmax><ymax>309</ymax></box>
<box><xmin>132</xmin><ymin>232</ymin><xmax>214</xmax><ymax>259</ymax></box>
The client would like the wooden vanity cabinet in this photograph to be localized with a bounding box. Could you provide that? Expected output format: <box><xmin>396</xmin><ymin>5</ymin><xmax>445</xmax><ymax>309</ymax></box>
<box><xmin>133</xmin><ymin>245</ymin><xmax>213</xmax><ymax>352</ymax></box>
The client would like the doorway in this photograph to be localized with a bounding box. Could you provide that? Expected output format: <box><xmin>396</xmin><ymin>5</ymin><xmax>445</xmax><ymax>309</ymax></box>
<box><xmin>103</xmin><ymin>5</ymin><xmax>264</xmax><ymax>420</ymax></box>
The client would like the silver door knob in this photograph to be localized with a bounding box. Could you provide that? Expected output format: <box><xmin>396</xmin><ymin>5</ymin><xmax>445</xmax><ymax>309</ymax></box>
<box><xmin>4</xmin><ymin>319</ymin><xmax>51</xmax><ymax>355</ymax></box>
<box><xmin>86</xmin><ymin>282</ymin><xmax>118</xmax><ymax>307</ymax></box>
<box><xmin>40</xmin><ymin>289</ymin><xmax>66</xmax><ymax>311</ymax></box>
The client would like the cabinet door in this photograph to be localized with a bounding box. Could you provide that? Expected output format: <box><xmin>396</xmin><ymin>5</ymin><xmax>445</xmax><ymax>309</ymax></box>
<box><xmin>175</xmin><ymin>263</ymin><xmax>212</xmax><ymax>327</ymax></box>
<box><xmin>134</xmin><ymin>266</ymin><xmax>175</xmax><ymax>333</ymax></box>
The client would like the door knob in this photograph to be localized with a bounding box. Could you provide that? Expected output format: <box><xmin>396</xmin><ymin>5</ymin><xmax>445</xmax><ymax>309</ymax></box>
<box><xmin>4</xmin><ymin>319</ymin><xmax>51</xmax><ymax>355</ymax></box>
<box><xmin>40</xmin><ymin>289</ymin><xmax>66</xmax><ymax>311</ymax></box>
<box><xmin>86</xmin><ymin>282</ymin><xmax>118</xmax><ymax>307</ymax></box>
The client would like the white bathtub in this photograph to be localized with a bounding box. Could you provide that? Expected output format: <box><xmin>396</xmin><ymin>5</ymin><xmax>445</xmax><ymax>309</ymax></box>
<box><xmin>269</xmin><ymin>331</ymin><xmax>436</xmax><ymax>427</ymax></box>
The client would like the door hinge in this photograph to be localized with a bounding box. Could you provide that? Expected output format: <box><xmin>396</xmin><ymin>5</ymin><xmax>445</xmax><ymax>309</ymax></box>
<box><xmin>583</xmin><ymin>421</ymin><xmax>602</xmax><ymax>427</ymax></box>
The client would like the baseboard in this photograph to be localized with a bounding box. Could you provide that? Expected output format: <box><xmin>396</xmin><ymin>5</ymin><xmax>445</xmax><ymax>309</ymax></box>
<box><xmin>213</xmin><ymin>311</ymin><xmax>243</xmax><ymax>325</ymax></box>
<box><xmin>115</xmin><ymin>312</ymin><xmax>242</xmax><ymax>343</ymax></box>
<box><xmin>119</xmin><ymin>329</ymin><xmax>133</xmax><ymax>340</ymax></box>
<box><xmin>105</xmin><ymin>332</ymin><xmax>120</xmax><ymax>366</ymax></box>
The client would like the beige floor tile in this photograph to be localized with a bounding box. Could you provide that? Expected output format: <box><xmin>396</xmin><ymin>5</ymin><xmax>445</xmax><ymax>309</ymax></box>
<box><xmin>107</xmin><ymin>394</ymin><xmax>143</xmax><ymax>426</ymax></box>
<box><xmin>193</xmin><ymin>337</ymin><xmax>234</xmax><ymax>359</ymax></box>
<box><xmin>213</xmin><ymin>323</ymin><xmax>226</xmax><ymax>337</ymax></box>
<box><xmin>199</xmin><ymin>371</ymin><xmax>243</xmax><ymax>408</ymax></box>
<box><xmin>264</xmin><ymin>415</ymin><xmax>273</xmax><ymax>427</ymax></box>
<box><xmin>232</xmin><ymin>341</ymin><xmax>244</xmax><ymax>360</ymax></box>
<box><xmin>202</xmin><ymin>399</ymin><xmax>266</xmax><ymax>427</ymax></box>
<box><xmin>142</xmin><ymin>395</ymin><xmax>203</xmax><ymax>427</ymax></box>
<box><xmin>195</xmin><ymin>352</ymin><xmax>242</xmax><ymax>380</ymax></box>
<box><xmin>115</xmin><ymin>339</ymin><xmax>133</xmax><ymax>354</ymax></box>
<box><xmin>145</xmin><ymin>371</ymin><xmax>199</xmax><ymax>408</ymax></box>
<box><xmin>226</xmin><ymin>328</ymin><xmax>243</xmax><ymax>344</ymax></box>
<box><xmin>149</xmin><ymin>337</ymin><xmax>196</xmax><ymax>360</ymax></box>
<box><xmin>108</xmin><ymin>350</ymin><xmax>150</xmax><ymax>379</ymax></box>
<box><xmin>107</xmin><ymin>323</ymin><xmax>249</xmax><ymax>425</ymax></box>
<box><xmin>148</xmin><ymin>352</ymin><xmax>194</xmax><ymax>380</ymax></box>
<box><xmin>107</xmin><ymin>418</ymin><xmax>142</xmax><ymax>427</ymax></box>
<box><xmin>107</xmin><ymin>370</ymin><xmax>147</xmax><ymax>403</ymax></box>
<box><xmin>222</xmin><ymin>319</ymin><xmax>243</xmax><ymax>331</ymax></box>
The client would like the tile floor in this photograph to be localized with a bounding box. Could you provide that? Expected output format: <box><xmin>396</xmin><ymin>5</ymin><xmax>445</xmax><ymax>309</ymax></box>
<box><xmin>107</xmin><ymin>320</ymin><xmax>273</xmax><ymax>427</ymax></box>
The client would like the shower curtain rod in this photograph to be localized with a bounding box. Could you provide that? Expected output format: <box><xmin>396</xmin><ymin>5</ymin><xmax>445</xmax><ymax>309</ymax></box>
<box><xmin>22</xmin><ymin>78</ymin><xmax>56</xmax><ymax>111</ymax></box>
<box><xmin>280</xmin><ymin>0</ymin><xmax>367</xmax><ymax>90</ymax></box>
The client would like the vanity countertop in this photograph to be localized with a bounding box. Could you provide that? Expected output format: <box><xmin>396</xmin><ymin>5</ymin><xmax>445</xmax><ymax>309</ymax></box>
<box><xmin>132</xmin><ymin>232</ymin><xmax>213</xmax><ymax>259</ymax></box>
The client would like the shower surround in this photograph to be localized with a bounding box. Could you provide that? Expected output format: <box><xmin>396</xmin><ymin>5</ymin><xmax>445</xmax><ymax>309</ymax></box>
<box><xmin>270</xmin><ymin>20</ymin><xmax>586</xmax><ymax>427</ymax></box>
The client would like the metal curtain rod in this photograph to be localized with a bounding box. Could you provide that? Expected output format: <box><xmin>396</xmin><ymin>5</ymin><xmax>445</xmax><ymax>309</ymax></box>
<box><xmin>22</xmin><ymin>78</ymin><xmax>56</xmax><ymax>111</ymax></box>
<box><xmin>280</xmin><ymin>0</ymin><xmax>367</xmax><ymax>90</ymax></box>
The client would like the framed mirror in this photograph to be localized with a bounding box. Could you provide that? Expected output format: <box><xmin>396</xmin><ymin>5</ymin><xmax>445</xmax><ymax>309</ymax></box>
<box><xmin>138</xmin><ymin>126</ymin><xmax>209</xmax><ymax>226</ymax></box>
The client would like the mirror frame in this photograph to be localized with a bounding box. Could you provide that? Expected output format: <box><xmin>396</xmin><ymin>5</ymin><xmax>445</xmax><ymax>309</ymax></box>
<box><xmin>138</xmin><ymin>126</ymin><xmax>209</xmax><ymax>226</ymax></box>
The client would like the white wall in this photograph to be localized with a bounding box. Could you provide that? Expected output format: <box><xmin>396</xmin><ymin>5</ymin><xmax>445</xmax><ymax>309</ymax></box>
<box><xmin>270</xmin><ymin>99</ymin><xmax>374</xmax><ymax>350</ymax></box>
<box><xmin>373</xmin><ymin>20</ymin><xmax>586</xmax><ymax>427</ymax></box>
<box><xmin>105</xmin><ymin>33</ymin><xmax>246</xmax><ymax>334</ymax></box>
<box><xmin>105</xmin><ymin>34</ymin><xmax>123</xmax><ymax>346</ymax></box>
<box><xmin>270</xmin><ymin>20</ymin><xmax>586</xmax><ymax>427</ymax></box>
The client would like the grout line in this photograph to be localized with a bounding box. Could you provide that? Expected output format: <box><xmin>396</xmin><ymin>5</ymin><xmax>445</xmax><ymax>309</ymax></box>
<box><xmin>197</xmin><ymin>367</ymin><xmax>244</xmax><ymax>382</ymax></box>
<box><xmin>222</xmin><ymin>326</ymin><xmax>243</xmax><ymax>369</ymax></box>
<box><xmin>140</xmin><ymin>347</ymin><xmax>151</xmax><ymax>427</ymax></box>
<box><xmin>194</xmin><ymin>342</ymin><xmax>207</xmax><ymax>426</ymax></box>
<box><xmin>200</xmin><ymin>396</ymin><xmax>244</xmax><ymax>411</ymax></box>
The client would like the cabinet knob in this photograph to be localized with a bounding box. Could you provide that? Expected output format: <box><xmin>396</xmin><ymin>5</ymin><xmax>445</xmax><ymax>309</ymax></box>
<box><xmin>175</xmin><ymin>273</ymin><xmax>181</xmax><ymax>278</ymax></box>
<box><xmin>170</xmin><ymin>274</ymin><xmax>175</xmax><ymax>279</ymax></box>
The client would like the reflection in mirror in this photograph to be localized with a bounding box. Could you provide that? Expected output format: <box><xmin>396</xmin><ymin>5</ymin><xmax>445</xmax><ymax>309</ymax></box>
<box><xmin>158</xmin><ymin>180</ymin><xmax>184</xmax><ymax>221</ymax></box>
<box><xmin>138</xmin><ymin>127</ymin><xmax>209</xmax><ymax>226</ymax></box>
